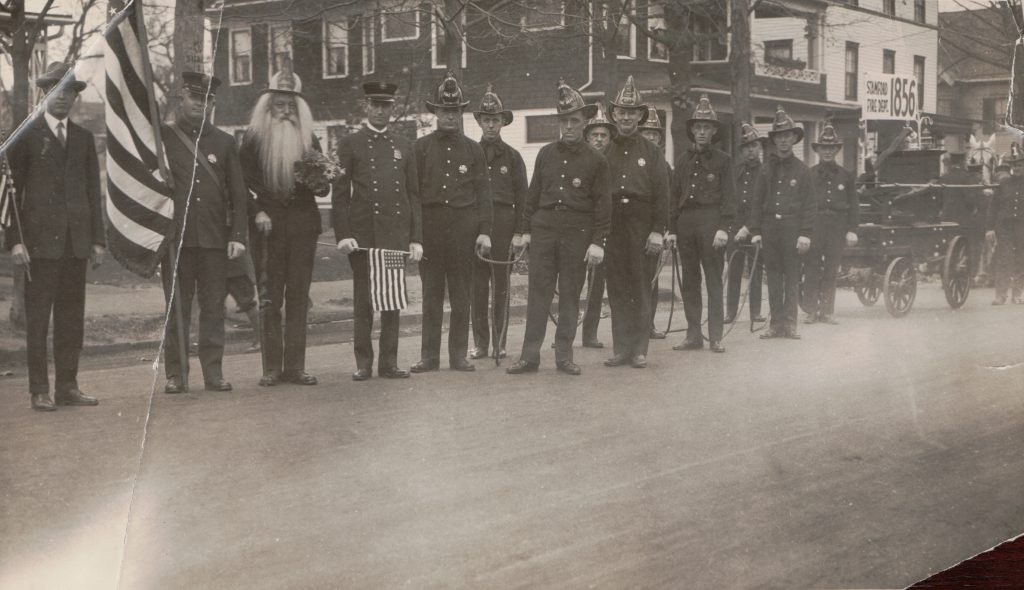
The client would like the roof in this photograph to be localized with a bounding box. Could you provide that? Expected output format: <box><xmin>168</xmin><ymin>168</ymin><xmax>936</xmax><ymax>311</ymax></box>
<box><xmin>938</xmin><ymin>8</ymin><xmax>1016</xmax><ymax>82</ymax></box>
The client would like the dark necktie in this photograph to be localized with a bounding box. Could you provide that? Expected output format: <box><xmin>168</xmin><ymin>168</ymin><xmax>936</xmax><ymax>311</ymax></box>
<box><xmin>56</xmin><ymin>121</ymin><xmax>66</xmax><ymax>149</ymax></box>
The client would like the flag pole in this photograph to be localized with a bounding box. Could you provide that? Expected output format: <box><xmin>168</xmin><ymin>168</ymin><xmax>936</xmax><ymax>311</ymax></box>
<box><xmin>132</xmin><ymin>0</ymin><xmax>188</xmax><ymax>386</ymax></box>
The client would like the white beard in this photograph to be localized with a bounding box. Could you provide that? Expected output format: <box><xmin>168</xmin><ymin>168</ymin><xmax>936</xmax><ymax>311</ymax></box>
<box><xmin>260</xmin><ymin>117</ymin><xmax>306</xmax><ymax>195</ymax></box>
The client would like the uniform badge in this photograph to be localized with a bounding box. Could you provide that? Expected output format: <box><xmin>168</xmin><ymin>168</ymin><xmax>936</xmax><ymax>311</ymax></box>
<box><xmin>837</xmin><ymin>183</ymin><xmax>845</xmax><ymax>191</ymax></box>
<box><xmin>500</xmin><ymin>165</ymin><xmax>509</xmax><ymax>175</ymax></box>
<box><xmin>207</xmin><ymin>154</ymin><xmax>217</xmax><ymax>164</ymax></box>
<box><xmin>458</xmin><ymin>164</ymin><xmax>468</xmax><ymax>174</ymax></box>
<box><xmin>638</xmin><ymin>158</ymin><xmax>646</xmax><ymax>167</ymax></box>
<box><xmin>394</xmin><ymin>149</ymin><xmax>402</xmax><ymax>160</ymax></box>
<box><xmin>789</xmin><ymin>179</ymin><xmax>797</xmax><ymax>187</ymax></box>
<box><xmin>707</xmin><ymin>173</ymin><xmax>715</xmax><ymax>182</ymax></box>
<box><xmin>572</xmin><ymin>177</ymin><xmax>582</xmax><ymax>187</ymax></box>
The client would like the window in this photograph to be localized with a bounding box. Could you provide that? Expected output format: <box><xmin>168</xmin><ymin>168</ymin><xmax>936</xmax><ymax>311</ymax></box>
<box><xmin>914</xmin><ymin>55</ymin><xmax>925</xmax><ymax>111</ymax></box>
<box><xmin>382</xmin><ymin>9</ymin><xmax>418</xmax><ymax>41</ymax></box>
<box><xmin>323</xmin><ymin>17</ymin><xmax>349</xmax><ymax>78</ymax></box>
<box><xmin>523</xmin><ymin>0</ymin><xmax>563</xmax><ymax>30</ymax></box>
<box><xmin>691</xmin><ymin>10</ymin><xmax>727</xmax><ymax>62</ymax></box>
<box><xmin>764</xmin><ymin>40</ymin><xmax>793</xmax><ymax>64</ymax></box>
<box><xmin>882</xmin><ymin>49</ymin><xmax>895</xmax><ymax>74</ymax></box>
<box><xmin>267</xmin><ymin>23</ymin><xmax>292</xmax><ymax>80</ymax></box>
<box><xmin>914</xmin><ymin>0</ymin><xmax>926</xmax><ymax>23</ymax></box>
<box><xmin>647</xmin><ymin>3</ymin><xmax>669</xmax><ymax>62</ymax></box>
<box><xmin>230</xmin><ymin>28</ymin><xmax>252</xmax><ymax>85</ymax></box>
<box><xmin>607</xmin><ymin>8</ymin><xmax>636</xmax><ymax>59</ymax></box>
<box><xmin>845</xmin><ymin>41</ymin><xmax>859</xmax><ymax>101</ymax></box>
<box><xmin>882</xmin><ymin>0</ymin><xmax>895</xmax><ymax>16</ymax></box>
<box><xmin>431</xmin><ymin>11</ymin><xmax>466</xmax><ymax>69</ymax></box>
<box><xmin>526</xmin><ymin>115</ymin><xmax>561</xmax><ymax>143</ymax></box>
<box><xmin>983</xmin><ymin>96</ymin><xmax>1008</xmax><ymax>133</ymax></box>
<box><xmin>363</xmin><ymin>14</ymin><xmax>376</xmax><ymax>74</ymax></box>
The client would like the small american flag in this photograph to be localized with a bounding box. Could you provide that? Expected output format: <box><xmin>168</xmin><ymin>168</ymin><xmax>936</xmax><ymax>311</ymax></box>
<box><xmin>369</xmin><ymin>248</ymin><xmax>408</xmax><ymax>311</ymax></box>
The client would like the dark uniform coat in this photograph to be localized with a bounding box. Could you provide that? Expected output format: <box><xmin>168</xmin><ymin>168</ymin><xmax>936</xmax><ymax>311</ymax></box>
<box><xmin>7</xmin><ymin>114</ymin><xmax>104</xmax><ymax>396</ymax></box>
<box><xmin>749</xmin><ymin>153</ymin><xmax>814</xmax><ymax>335</ymax></box>
<box><xmin>334</xmin><ymin>126</ymin><xmax>421</xmax><ymax>250</ymax></box>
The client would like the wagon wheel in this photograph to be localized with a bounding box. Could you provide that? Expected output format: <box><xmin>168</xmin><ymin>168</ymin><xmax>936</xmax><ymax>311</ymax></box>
<box><xmin>883</xmin><ymin>256</ymin><xmax>916</xmax><ymax>317</ymax></box>
<box><xmin>855</xmin><ymin>283</ymin><xmax>881</xmax><ymax>306</ymax></box>
<box><xmin>942</xmin><ymin>235</ymin><xmax>971</xmax><ymax>309</ymax></box>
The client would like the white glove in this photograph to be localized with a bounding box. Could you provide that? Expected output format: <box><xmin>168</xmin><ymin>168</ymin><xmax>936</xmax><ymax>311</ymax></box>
<box><xmin>796</xmin><ymin>236</ymin><xmax>811</xmax><ymax>254</ymax></box>
<box><xmin>227</xmin><ymin>241</ymin><xmax>246</xmax><ymax>260</ymax></box>
<box><xmin>983</xmin><ymin>188</ymin><xmax>994</xmax><ymax>197</ymax></box>
<box><xmin>713</xmin><ymin>230</ymin><xmax>728</xmax><ymax>249</ymax></box>
<box><xmin>735</xmin><ymin>226</ymin><xmax>750</xmax><ymax>242</ymax></box>
<box><xmin>11</xmin><ymin>243</ymin><xmax>30</xmax><ymax>266</ymax></box>
<box><xmin>476</xmin><ymin>234</ymin><xmax>492</xmax><ymax>256</ymax></box>
<box><xmin>90</xmin><ymin>244</ymin><xmax>106</xmax><ymax>269</ymax></box>
<box><xmin>663</xmin><ymin>233</ymin><xmax>677</xmax><ymax>248</ymax></box>
<box><xmin>845</xmin><ymin>232</ymin><xmax>858</xmax><ymax>247</ymax></box>
<box><xmin>255</xmin><ymin>211</ymin><xmax>272</xmax><ymax>234</ymax></box>
<box><xmin>986</xmin><ymin>230</ymin><xmax>997</xmax><ymax>244</ymax></box>
<box><xmin>751</xmin><ymin>234</ymin><xmax>762</xmax><ymax>246</ymax></box>
<box><xmin>408</xmin><ymin>242</ymin><xmax>423</xmax><ymax>262</ymax></box>
<box><xmin>584</xmin><ymin>244</ymin><xmax>604</xmax><ymax>266</ymax></box>
<box><xmin>515</xmin><ymin>233</ymin><xmax>531</xmax><ymax>254</ymax></box>
<box><xmin>645</xmin><ymin>231</ymin><xmax>664</xmax><ymax>255</ymax></box>
<box><xmin>336</xmin><ymin>238</ymin><xmax>359</xmax><ymax>255</ymax></box>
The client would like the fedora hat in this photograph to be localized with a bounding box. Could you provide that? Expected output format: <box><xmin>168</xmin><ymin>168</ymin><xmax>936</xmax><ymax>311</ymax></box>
<box><xmin>685</xmin><ymin>94</ymin><xmax>721</xmax><ymax>142</ymax></box>
<box><xmin>36</xmin><ymin>61</ymin><xmax>86</xmax><ymax>92</ymax></box>
<box><xmin>768</xmin><ymin>105</ymin><xmax>804</xmax><ymax>144</ymax></box>
<box><xmin>425</xmin><ymin>71</ymin><xmax>471</xmax><ymax>113</ymax></box>
<box><xmin>473</xmin><ymin>83</ymin><xmax>513</xmax><ymax>126</ymax></box>
<box><xmin>608</xmin><ymin>75</ymin><xmax>648</xmax><ymax>125</ymax></box>
<box><xmin>555</xmin><ymin>78</ymin><xmax>598</xmax><ymax>119</ymax></box>
<box><xmin>584</xmin><ymin>102</ymin><xmax>617</xmax><ymax>139</ymax></box>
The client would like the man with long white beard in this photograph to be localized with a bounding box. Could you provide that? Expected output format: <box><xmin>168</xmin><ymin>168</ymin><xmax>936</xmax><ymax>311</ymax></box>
<box><xmin>239</xmin><ymin>70</ymin><xmax>323</xmax><ymax>387</ymax></box>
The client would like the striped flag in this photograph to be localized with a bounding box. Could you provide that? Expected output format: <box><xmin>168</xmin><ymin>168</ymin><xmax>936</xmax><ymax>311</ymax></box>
<box><xmin>102</xmin><ymin>1</ymin><xmax>175</xmax><ymax>277</ymax></box>
<box><xmin>368</xmin><ymin>248</ymin><xmax>409</xmax><ymax>311</ymax></box>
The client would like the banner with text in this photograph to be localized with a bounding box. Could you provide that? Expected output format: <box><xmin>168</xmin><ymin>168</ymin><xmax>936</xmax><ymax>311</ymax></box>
<box><xmin>862</xmin><ymin>73</ymin><xmax>918</xmax><ymax>121</ymax></box>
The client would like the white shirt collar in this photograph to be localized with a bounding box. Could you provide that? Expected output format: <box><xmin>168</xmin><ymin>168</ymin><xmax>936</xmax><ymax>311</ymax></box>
<box><xmin>44</xmin><ymin>112</ymin><xmax>69</xmax><ymax>138</ymax></box>
<box><xmin>366</xmin><ymin>122</ymin><xmax>388</xmax><ymax>135</ymax></box>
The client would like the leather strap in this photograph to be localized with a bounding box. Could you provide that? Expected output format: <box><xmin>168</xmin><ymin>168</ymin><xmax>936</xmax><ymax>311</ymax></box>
<box><xmin>167</xmin><ymin>123</ymin><xmax>222</xmax><ymax>190</ymax></box>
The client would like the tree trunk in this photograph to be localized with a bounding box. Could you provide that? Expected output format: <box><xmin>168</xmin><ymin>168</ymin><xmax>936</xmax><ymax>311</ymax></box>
<box><xmin>730</xmin><ymin>0</ymin><xmax>752</xmax><ymax>144</ymax></box>
<box><xmin>7</xmin><ymin>0</ymin><xmax>28</xmax><ymax>330</ymax></box>
<box><xmin>170</xmin><ymin>0</ymin><xmax>206</xmax><ymax>117</ymax></box>
<box><xmin>443</xmin><ymin>0</ymin><xmax>463</xmax><ymax>75</ymax></box>
<box><xmin>664</xmin><ymin>3</ymin><xmax>693</xmax><ymax>161</ymax></box>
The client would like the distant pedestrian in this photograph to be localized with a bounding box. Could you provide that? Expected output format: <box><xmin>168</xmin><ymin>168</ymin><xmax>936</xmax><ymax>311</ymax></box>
<box><xmin>7</xmin><ymin>62</ymin><xmax>105</xmax><ymax>411</ymax></box>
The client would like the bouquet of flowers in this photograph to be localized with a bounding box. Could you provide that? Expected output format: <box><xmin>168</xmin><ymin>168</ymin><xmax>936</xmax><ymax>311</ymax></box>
<box><xmin>294</xmin><ymin>150</ymin><xmax>342</xmax><ymax>197</ymax></box>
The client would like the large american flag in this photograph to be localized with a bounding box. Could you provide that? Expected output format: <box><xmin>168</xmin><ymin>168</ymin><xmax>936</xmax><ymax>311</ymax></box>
<box><xmin>102</xmin><ymin>0</ymin><xmax>175</xmax><ymax>277</ymax></box>
<box><xmin>368</xmin><ymin>248</ymin><xmax>409</xmax><ymax>311</ymax></box>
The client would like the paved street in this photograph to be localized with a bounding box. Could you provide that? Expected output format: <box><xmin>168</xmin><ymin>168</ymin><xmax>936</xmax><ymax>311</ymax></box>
<box><xmin>1</xmin><ymin>283</ymin><xmax>1022</xmax><ymax>589</ymax></box>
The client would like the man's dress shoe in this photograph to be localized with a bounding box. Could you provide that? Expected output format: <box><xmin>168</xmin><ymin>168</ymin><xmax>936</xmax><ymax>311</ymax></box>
<box><xmin>31</xmin><ymin>394</ymin><xmax>55</xmax><ymax>412</ymax></box>
<box><xmin>410</xmin><ymin>360</ymin><xmax>439</xmax><ymax>373</ymax></box>
<box><xmin>55</xmin><ymin>388</ymin><xmax>98</xmax><ymax>406</ymax></box>
<box><xmin>379</xmin><ymin>367</ymin><xmax>410</xmax><ymax>379</ymax></box>
<box><xmin>204</xmin><ymin>379</ymin><xmax>233</xmax><ymax>392</ymax></box>
<box><xmin>506</xmin><ymin>360</ymin><xmax>539</xmax><ymax>374</ymax></box>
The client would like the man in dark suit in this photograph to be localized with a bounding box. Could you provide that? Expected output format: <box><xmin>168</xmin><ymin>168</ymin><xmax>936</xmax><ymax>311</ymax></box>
<box><xmin>726</xmin><ymin>123</ymin><xmax>768</xmax><ymax>324</ymax></box>
<box><xmin>160</xmin><ymin>72</ymin><xmax>248</xmax><ymax>393</ymax></box>
<box><xmin>469</xmin><ymin>85</ymin><xmax>527</xmax><ymax>361</ymax></box>
<box><xmin>987</xmin><ymin>143</ymin><xmax>1024</xmax><ymax>305</ymax></box>
<box><xmin>334</xmin><ymin>81</ymin><xmax>423</xmax><ymax>381</ymax></box>
<box><xmin>7</xmin><ymin>62</ymin><xmax>104</xmax><ymax>411</ymax></box>
<box><xmin>240</xmin><ymin>67</ymin><xmax>323</xmax><ymax>386</ymax></box>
